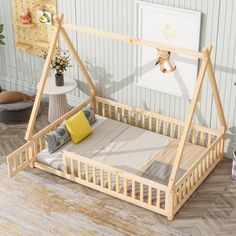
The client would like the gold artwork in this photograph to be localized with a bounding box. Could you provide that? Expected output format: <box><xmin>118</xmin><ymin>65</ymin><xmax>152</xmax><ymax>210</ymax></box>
<box><xmin>161</xmin><ymin>24</ymin><xmax>176</xmax><ymax>40</ymax></box>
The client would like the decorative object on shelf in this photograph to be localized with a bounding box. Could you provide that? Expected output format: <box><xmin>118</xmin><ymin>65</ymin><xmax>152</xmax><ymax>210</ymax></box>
<box><xmin>155</xmin><ymin>49</ymin><xmax>176</xmax><ymax>73</ymax></box>
<box><xmin>47</xmin><ymin>49</ymin><xmax>72</xmax><ymax>86</ymax></box>
<box><xmin>0</xmin><ymin>24</ymin><xmax>5</xmax><ymax>45</ymax></box>
<box><xmin>20</xmin><ymin>9</ymin><xmax>32</xmax><ymax>24</ymax></box>
<box><xmin>37</xmin><ymin>9</ymin><xmax>52</xmax><ymax>25</ymax></box>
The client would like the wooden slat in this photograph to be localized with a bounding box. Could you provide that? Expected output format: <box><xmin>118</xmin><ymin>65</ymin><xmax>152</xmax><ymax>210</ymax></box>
<box><xmin>25</xmin><ymin>14</ymin><xmax>64</xmax><ymax>140</ymax></box>
<box><xmin>63</xmin><ymin>24</ymin><xmax>205</xmax><ymax>58</ymax></box>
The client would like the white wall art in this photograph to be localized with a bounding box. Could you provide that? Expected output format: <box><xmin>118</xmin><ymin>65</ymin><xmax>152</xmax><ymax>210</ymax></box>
<box><xmin>135</xmin><ymin>2</ymin><xmax>201</xmax><ymax>99</ymax></box>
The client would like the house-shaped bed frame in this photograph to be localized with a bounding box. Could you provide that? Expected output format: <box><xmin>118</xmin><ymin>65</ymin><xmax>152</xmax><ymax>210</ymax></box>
<box><xmin>7</xmin><ymin>15</ymin><xmax>227</xmax><ymax>220</ymax></box>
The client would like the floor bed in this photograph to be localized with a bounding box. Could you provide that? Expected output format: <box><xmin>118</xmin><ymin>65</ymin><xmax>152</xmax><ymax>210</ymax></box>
<box><xmin>6</xmin><ymin>17</ymin><xmax>227</xmax><ymax>220</ymax></box>
<box><xmin>36</xmin><ymin>115</ymin><xmax>207</xmax><ymax>186</ymax></box>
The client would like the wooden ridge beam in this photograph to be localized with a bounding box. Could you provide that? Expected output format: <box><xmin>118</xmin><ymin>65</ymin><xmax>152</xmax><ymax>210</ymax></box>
<box><xmin>63</xmin><ymin>23</ymin><xmax>204</xmax><ymax>59</ymax></box>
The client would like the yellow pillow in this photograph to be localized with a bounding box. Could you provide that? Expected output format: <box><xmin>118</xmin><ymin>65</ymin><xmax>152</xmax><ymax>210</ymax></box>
<box><xmin>66</xmin><ymin>110</ymin><xmax>92</xmax><ymax>144</ymax></box>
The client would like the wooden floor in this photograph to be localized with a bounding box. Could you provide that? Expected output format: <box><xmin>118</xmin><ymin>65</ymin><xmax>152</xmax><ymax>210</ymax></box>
<box><xmin>0</xmin><ymin>103</ymin><xmax>235</xmax><ymax>236</ymax></box>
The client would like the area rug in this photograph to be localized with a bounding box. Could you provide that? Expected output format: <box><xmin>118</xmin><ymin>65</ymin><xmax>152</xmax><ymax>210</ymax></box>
<box><xmin>0</xmin><ymin>165</ymin><xmax>188</xmax><ymax>236</ymax></box>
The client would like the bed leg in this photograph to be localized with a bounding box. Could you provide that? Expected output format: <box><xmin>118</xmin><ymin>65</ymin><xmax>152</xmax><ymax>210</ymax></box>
<box><xmin>166</xmin><ymin>190</ymin><xmax>174</xmax><ymax>221</ymax></box>
<box><xmin>168</xmin><ymin>214</ymin><xmax>174</xmax><ymax>221</ymax></box>
<box><xmin>29</xmin><ymin>162</ymin><xmax>35</xmax><ymax>168</ymax></box>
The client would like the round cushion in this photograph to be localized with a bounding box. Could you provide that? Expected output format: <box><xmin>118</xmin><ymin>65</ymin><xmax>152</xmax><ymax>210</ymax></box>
<box><xmin>0</xmin><ymin>101</ymin><xmax>35</xmax><ymax>124</ymax></box>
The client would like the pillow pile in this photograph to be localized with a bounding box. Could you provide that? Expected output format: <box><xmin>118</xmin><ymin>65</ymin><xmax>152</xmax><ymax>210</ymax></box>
<box><xmin>83</xmin><ymin>106</ymin><xmax>96</xmax><ymax>125</ymax></box>
<box><xmin>44</xmin><ymin>124</ymin><xmax>70</xmax><ymax>153</ymax></box>
<box><xmin>65</xmin><ymin>110</ymin><xmax>92</xmax><ymax>144</ymax></box>
<box><xmin>44</xmin><ymin>105</ymin><xmax>96</xmax><ymax>153</ymax></box>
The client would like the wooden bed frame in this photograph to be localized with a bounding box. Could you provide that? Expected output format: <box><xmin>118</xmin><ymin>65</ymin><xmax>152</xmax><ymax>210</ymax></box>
<box><xmin>7</xmin><ymin>15</ymin><xmax>227</xmax><ymax>220</ymax></box>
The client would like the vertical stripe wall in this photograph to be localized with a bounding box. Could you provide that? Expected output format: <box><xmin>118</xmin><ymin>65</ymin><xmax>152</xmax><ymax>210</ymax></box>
<box><xmin>0</xmin><ymin>0</ymin><xmax>236</xmax><ymax>157</ymax></box>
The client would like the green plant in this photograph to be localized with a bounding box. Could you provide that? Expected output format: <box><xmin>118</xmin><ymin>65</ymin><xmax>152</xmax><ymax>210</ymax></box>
<box><xmin>0</xmin><ymin>24</ymin><xmax>5</xmax><ymax>45</ymax></box>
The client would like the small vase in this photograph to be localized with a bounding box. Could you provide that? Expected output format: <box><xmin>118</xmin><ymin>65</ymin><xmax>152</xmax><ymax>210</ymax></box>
<box><xmin>55</xmin><ymin>73</ymin><xmax>64</xmax><ymax>86</ymax></box>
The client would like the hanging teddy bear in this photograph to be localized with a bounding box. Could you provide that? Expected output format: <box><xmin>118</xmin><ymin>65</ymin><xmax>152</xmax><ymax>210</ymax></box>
<box><xmin>20</xmin><ymin>9</ymin><xmax>32</xmax><ymax>24</ymax></box>
<box><xmin>155</xmin><ymin>49</ymin><xmax>176</xmax><ymax>73</ymax></box>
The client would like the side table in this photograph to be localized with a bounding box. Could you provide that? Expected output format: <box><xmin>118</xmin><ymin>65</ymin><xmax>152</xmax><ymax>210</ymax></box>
<box><xmin>39</xmin><ymin>77</ymin><xmax>77</xmax><ymax>123</ymax></box>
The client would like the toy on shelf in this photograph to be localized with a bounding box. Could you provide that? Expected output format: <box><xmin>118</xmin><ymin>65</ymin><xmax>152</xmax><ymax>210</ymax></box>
<box><xmin>19</xmin><ymin>9</ymin><xmax>32</xmax><ymax>24</ymax></box>
<box><xmin>12</xmin><ymin>0</ymin><xmax>57</xmax><ymax>56</ymax></box>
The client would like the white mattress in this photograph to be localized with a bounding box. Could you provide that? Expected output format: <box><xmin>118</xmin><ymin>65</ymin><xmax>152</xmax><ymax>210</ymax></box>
<box><xmin>36</xmin><ymin>115</ymin><xmax>173</xmax><ymax>176</ymax></box>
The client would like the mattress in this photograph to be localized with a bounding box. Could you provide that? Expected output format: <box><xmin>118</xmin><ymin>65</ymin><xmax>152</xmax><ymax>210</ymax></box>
<box><xmin>36</xmin><ymin>115</ymin><xmax>207</xmax><ymax>185</ymax></box>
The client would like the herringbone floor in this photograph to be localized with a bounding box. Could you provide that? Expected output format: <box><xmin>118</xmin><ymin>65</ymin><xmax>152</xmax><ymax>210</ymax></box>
<box><xmin>0</xmin><ymin>103</ymin><xmax>235</xmax><ymax>235</ymax></box>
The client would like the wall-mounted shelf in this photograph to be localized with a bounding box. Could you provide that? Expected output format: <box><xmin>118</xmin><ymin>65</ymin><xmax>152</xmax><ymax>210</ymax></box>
<box><xmin>35</xmin><ymin>40</ymin><xmax>50</xmax><ymax>48</ymax></box>
<box><xmin>14</xmin><ymin>42</ymin><xmax>32</xmax><ymax>51</ymax></box>
<box><xmin>13</xmin><ymin>20</ymin><xmax>36</xmax><ymax>29</ymax></box>
<box><xmin>12</xmin><ymin>0</ymin><xmax>57</xmax><ymax>56</ymax></box>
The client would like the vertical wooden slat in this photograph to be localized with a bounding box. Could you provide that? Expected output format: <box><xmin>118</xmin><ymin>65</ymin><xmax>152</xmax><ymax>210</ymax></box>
<box><xmin>121</xmin><ymin>108</ymin><xmax>125</xmax><ymax>122</ymax></box>
<box><xmin>200</xmin><ymin>132</ymin><xmax>204</xmax><ymax>146</ymax></box>
<box><xmin>102</xmin><ymin>103</ymin><xmax>105</xmax><ymax>117</ymax></box>
<box><xmin>70</xmin><ymin>159</ymin><xmax>74</xmax><ymax>176</ymax></box>
<box><xmin>108</xmin><ymin>172</ymin><xmax>112</xmax><ymax>190</ymax></box>
<box><xmin>163</xmin><ymin>121</ymin><xmax>166</xmax><ymax>135</ymax></box>
<box><xmin>132</xmin><ymin>180</ymin><xmax>135</xmax><ymax>199</ymax></box>
<box><xmin>116</xmin><ymin>175</ymin><xmax>120</xmax><ymax>193</ymax></box>
<box><xmin>156</xmin><ymin>118</ymin><xmax>159</xmax><ymax>133</ymax></box>
<box><xmin>208</xmin><ymin>134</ymin><xmax>212</xmax><ymax>147</ymax></box>
<box><xmin>194</xmin><ymin>168</ymin><xmax>198</xmax><ymax>183</ymax></box>
<box><xmin>148</xmin><ymin>186</ymin><xmax>152</xmax><ymax>205</ymax></box>
<box><xmin>192</xmin><ymin>129</ymin><xmax>196</xmax><ymax>144</ymax></box>
<box><xmin>128</xmin><ymin>110</ymin><xmax>132</xmax><ymax>124</ymax></box>
<box><xmin>140</xmin><ymin>183</ymin><xmax>143</xmax><ymax>202</ymax></box>
<box><xmin>149</xmin><ymin>116</ymin><xmax>152</xmax><ymax>131</ymax></box>
<box><xmin>93</xmin><ymin>166</ymin><xmax>96</xmax><ymax>184</ymax></box>
<box><xmin>142</xmin><ymin>114</ymin><xmax>145</xmax><ymax>128</ymax></box>
<box><xmin>78</xmin><ymin>161</ymin><xmax>81</xmax><ymax>178</ymax></box>
<box><xmin>39</xmin><ymin>138</ymin><xmax>43</xmax><ymax>151</ymax></box>
<box><xmin>170</xmin><ymin>122</ymin><xmax>174</xmax><ymax>137</ymax></box>
<box><xmin>109</xmin><ymin>105</ymin><xmax>112</xmax><ymax>118</ymax></box>
<box><xmin>135</xmin><ymin>113</ymin><xmax>138</xmax><ymax>127</ymax></box>
<box><xmin>19</xmin><ymin>154</ymin><xmax>22</xmax><ymax>167</ymax></box>
<box><xmin>124</xmin><ymin>178</ymin><xmax>127</xmax><ymax>196</ymax></box>
<box><xmin>156</xmin><ymin>189</ymin><xmax>160</xmax><ymax>208</ymax></box>
<box><xmin>85</xmin><ymin>163</ymin><xmax>89</xmax><ymax>181</ymax></box>
<box><xmin>100</xmin><ymin>169</ymin><xmax>104</xmax><ymax>187</ymax></box>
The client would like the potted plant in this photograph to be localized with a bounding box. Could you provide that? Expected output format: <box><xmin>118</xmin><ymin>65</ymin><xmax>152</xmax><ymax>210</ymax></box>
<box><xmin>48</xmin><ymin>49</ymin><xmax>71</xmax><ymax>86</ymax></box>
<box><xmin>232</xmin><ymin>149</ymin><xmax>236</xmax><ymax>180</ymax></box>
<box><xmin>0</xmin><ymin>24</ymin><xmax>5</xmax><ymax>45</ymax></box>
<box><xmin>0</xmin><ymin>24</ymin><xmax>5</xmax><ymax>92</ymax></box>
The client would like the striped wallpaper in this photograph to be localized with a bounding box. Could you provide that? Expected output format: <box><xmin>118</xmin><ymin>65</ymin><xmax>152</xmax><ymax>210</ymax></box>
<box><xmin>0</xmin><ymin>0</ymin><xmax>236</xmax><ymax>157</ymax></box>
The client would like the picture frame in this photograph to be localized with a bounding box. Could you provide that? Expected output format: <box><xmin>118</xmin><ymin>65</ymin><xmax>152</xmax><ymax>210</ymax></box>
<box><xmin>135</xmin><ymin>2</ymin><xmax>201</xmax><ymax>99</ymax></box>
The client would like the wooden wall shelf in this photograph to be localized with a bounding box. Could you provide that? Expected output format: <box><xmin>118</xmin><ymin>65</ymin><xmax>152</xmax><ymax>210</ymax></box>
<box><xmin>35</xmin><ymin>40</ymin><xmax>50</xmax><ymax>48</ymax></box>
<box><xmin>14</xmin><ymin>42</ymin><xmax>32</xmax><ymax>51</ymax></box>
<box><xmin>12</xmin><ymin>0</ymin><xmax>57</xmax><ymax>56</ymax></box>
<box><xmin>13</xmin><ymin>20</ymin><xmax>36</xmax><ymax>28</ymax></box>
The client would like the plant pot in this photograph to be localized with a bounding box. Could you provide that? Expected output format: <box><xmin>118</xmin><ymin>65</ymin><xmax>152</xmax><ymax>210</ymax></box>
<box><xmin>55</xmin><ymin>73</ymin><xmax>64</xmax><ymax>86</ymax></box>
<box><xmin>232</xmin><ymin>149</ymin><xmax>236</xmax><ymax>180</ymax></box>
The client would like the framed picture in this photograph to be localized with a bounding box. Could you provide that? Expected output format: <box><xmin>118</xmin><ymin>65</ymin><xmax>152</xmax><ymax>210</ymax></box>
<box><xmin>135</xmin><ymin>2</ymin><xmax>201</xmax><ymax>99</ymax></box>
<box><xmin>37</xmin><ymin>9</ymin><xmax>52</xmax><ymax>25</ymax></box>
